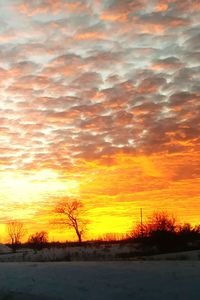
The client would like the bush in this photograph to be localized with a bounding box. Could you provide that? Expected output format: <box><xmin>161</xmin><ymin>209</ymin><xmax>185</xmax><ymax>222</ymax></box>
<box><xmin>28</xmin><ymin>231</ymin><xmax>48</xmax><ymax>251</ymax></box>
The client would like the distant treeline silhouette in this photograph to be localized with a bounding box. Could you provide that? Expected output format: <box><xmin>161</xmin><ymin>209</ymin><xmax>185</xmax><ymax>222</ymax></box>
<box><xmin>129</xmin><ymin>211</ymin><xmax>200</xmax><ymax>252</ymax></box>
<box><xmin>4</xmin><ymin>203</ymin><xmax>200</xmax><ymax>255</ymax></box>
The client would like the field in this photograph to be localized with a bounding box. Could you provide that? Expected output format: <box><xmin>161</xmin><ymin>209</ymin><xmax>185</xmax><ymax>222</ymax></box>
<box><xmin>0</xmin><ymin>244</ymin><xmax>200</xmax><ymax>299</ymax></box>
<box><xmin>0</xmin><ymin>261</ymin><xmax>200</xmax><ymax>300</ymax></box>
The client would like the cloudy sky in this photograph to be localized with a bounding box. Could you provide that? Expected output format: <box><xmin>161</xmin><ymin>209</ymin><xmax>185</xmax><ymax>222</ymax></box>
<box><xmin>0</xmin><ymin>0</ymin><xmax>200</xmax><ymax>241</ymax></box>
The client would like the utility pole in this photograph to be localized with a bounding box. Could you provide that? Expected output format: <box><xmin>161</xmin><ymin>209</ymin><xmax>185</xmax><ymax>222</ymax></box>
<box><xmin>140</xmin><ymin>208</ymin><xmax>143</xmax><ymax>238</ymax></box>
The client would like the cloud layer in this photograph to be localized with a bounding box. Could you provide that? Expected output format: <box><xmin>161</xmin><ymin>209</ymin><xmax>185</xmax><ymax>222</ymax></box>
<box><xmin>0</xmin><ymin>0</ymin><xmax>199</xmax><ymax>238</ymax></box>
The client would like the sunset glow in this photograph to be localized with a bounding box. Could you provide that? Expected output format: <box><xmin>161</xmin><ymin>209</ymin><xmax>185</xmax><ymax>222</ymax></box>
<box><xmin>0</xmin><ymin>0</ymin><xmax>200</xmax><ymax>242</ymax></box>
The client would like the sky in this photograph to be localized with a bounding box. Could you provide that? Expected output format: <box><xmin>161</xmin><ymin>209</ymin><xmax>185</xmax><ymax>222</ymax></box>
<box><xmin>0</xmin><ymin>0</ymin><xmax>200</xmax><ymax>242</ymax></box>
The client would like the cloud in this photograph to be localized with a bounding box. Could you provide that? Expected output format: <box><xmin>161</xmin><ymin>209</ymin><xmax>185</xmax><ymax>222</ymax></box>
<box><xmin>16</xmin><ymin>0</ymin><xmax>91</xmax><ymax>16</ymax></box>
<box><xmin>100</xmin><ymin>0</ymin><xmax>145</xmax><ymax>22</ymax></box>
<box><xmin>0</xmin><ymin>0</ymin><xmax>199</xmax><ymax>232</ymax></box>
<box><xmin>151</xmin><ymin>57</ymin><xmax>184</xmax><ymax>71</ymax></box>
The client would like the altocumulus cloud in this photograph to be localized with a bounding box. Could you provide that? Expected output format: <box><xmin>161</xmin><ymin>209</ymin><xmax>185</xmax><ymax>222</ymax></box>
<box><xmin>0</xmin><ymin>0</ymin><xmax>199</xmax><ymax>232</ymax></box>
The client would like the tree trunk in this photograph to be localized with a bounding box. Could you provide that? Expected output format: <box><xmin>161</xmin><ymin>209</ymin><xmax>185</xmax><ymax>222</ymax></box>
<box><xmin>76</xmin><ymin>229</ymin><xmax>82</xmax><ymax>244</ymax></box>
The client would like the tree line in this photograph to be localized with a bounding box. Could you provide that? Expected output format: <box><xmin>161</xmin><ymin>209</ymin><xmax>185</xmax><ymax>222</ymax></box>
<box><xmin>4</xmin><ymin>198</ymin><xmax>200</xmax><ymax>253</ymax></box>
<box><xmin>129</xmin><ymin>211</ymin><xmax>200</xmax><ymax>252</ymax></box>
<box><xmin>6</xmin><ymin>199</ymin><xmax>86</xmax><ymax>250</ymax></box>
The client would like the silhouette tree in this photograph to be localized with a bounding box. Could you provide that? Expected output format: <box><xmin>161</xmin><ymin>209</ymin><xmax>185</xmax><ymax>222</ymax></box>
<box><xmin>147</xmin><ymin>211</ymin><xmax>177</xmax><ymax>234</ymax></box>
<box><xmin>131</xmin><ymin>211</ymin><xmax>200</xmax><ymax>252</ymax></box>
<box><xmin>28</xmin><ymin>231</ymin><xmax>48</xmax><ymax>251</ymax></box>
<box><xmin>130</xmin><ymin>211</ymin><xmax>178</xmax><ymax>252</ymax></box>
<box><xmin>130</xmin><ymin>211</ymin><xmax>176</xmax><ymax>238</ymax></box>
<box><xmin>55</xmin><ymin>199</ymin><xmax>87</xmax><ymax>243</ymax></box>
<box><xmin>178</xmin><ymin>223</ymin><xmax>200</xmax><ymax>244</ymax></box>
<box><xmin>7</xmin><ymin>221</ymin><xmax>25</xmax><ymax>250</ymax></box>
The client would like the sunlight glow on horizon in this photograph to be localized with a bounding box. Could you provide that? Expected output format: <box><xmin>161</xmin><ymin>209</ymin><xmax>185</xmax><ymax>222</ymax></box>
<box><xmin>0</xmin><ymin>151</ymin><xmax>200</xmax><ymax>242</ymax></box>
<box><xmin>0</xmin><ymin>0</ymin><xmax>199</xmax><ymax>242</ymax></box>
<box><xmin>0</xmin><ymin>170</ymin><xmax>79</xmax><ymax>201</ymax></box>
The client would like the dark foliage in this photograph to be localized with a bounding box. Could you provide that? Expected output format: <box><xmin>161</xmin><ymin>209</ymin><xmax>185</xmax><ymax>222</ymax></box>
<box><xmin>28</xmin><ymin>231</ymin><xmax>48</xmax><ymax>251</ymax></box>
<box><xmin>131</xmin><ymin>211</ymin><xmax>200</xmax><ymax>253</ymax></box>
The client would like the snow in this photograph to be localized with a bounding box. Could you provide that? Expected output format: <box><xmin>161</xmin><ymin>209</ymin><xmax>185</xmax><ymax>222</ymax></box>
<box><xmin>147</xmin><ymin>249</ymin><xmax>200</xmax><ymax>260</ymax></box>
<box><xmin>0</xmin><ymin>244</ymin><xmax>12</xmax><ymax>254</ymax></box>
<box><xmin>0</xmin><ymin>243</ymin><xmax>199</xmax><ymax>262</ymax></box>
<box><xmin>0</xmin><ymin>261</ymin><xmax>200</xmax><ymax>300</ymax></box>
<box><xmin>0</xmin><ymin>243</ymin><xmax>139</xmax><ymax>262</ymax></box>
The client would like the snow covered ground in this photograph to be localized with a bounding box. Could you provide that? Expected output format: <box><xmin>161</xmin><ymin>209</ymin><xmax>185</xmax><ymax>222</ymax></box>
<box><xmin>0</xmin><ymin>261</ymin><xmax>200</xmax><ymax>300</ymax></box>
<box><xmin>147</xmin><ymin>249</ymin><xmax>200</xmax><ymax>260</ymax></box>
<box><xmin>0</xmin><ymin>243</ymin><xmax>199</xmax><ymax>262</ymax></box>
<box><xmin>0</xmin><ymin>243</ymin><xmax>140</xmax><ymax>262</ymax></box>
<box><xmin>0</xmin><ymin>244</ymin><xmax>12</xmax><ymax>254</ymax></box>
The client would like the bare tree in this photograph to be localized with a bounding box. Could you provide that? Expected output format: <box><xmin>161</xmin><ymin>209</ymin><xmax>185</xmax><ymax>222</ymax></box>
<box><xmin>147</xmin><ymin>211</ymin><xmax>177</xmax><ymax>233</ymax></box>
<box><xmin>7</xmin><ymin>221</ymin><xmax>25</xmax><ymax>248</ymax></box>
<box><xmin>55</xmin><ymin>199</ymin><xmax>87</xmax><ymax>243</ymax></box>
<box><xmin>28</xmin><ymin>231</ymin><xmax>48</xmax><ymax>251</ymax></box>
<box><xmin>130</xmin><ymin>211</ymin><xmax>177</xmax><ymax>239</ymax></box>
<box><xmin>28</xmin><ymin>231</ymin><xmax>48</xmax><ymax>244</ymax></box>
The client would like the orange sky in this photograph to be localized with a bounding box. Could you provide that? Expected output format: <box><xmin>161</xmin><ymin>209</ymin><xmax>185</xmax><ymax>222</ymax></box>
<box><xmin>0</xmin><ymin>0</ymin><xmax>200</xmax><ymax>242</ymax></box>
<box><xmin>1</xmin><ymin>151</ymin><xmax>200</xmax><ymax>242</ymax></box>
